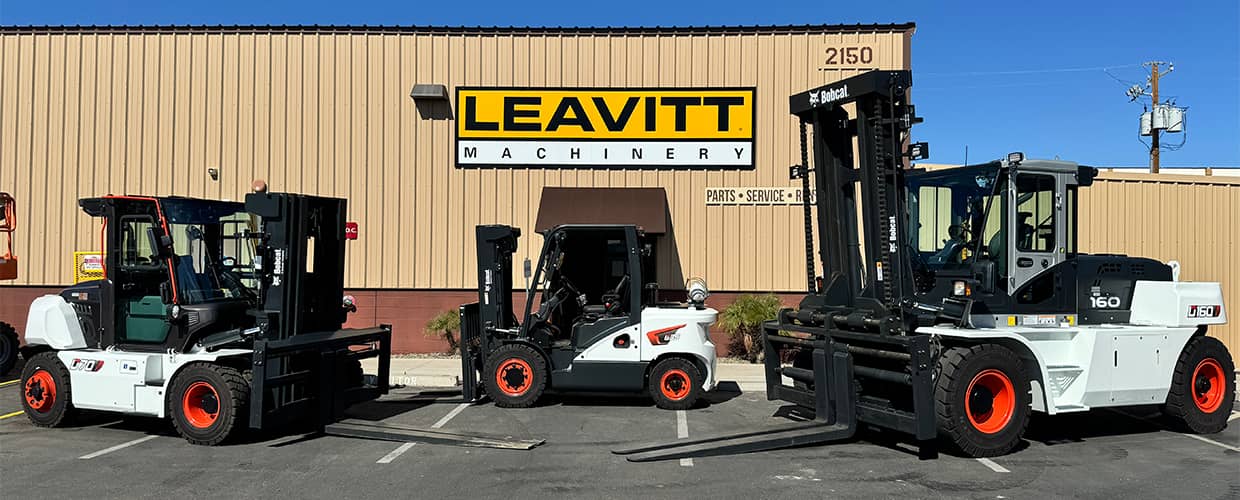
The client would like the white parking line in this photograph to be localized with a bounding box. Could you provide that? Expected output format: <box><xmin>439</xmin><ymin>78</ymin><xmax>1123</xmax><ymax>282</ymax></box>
<box><xmin>1107</xmin><ymin>409</ymin><xmax>1240</xmax><ymax>453</ymax></box>
<box><xmin>1180</xmin><ymin>433</ymin><xmax>1240</xmax><ymax>453</ymax></box>
<box><xmin>431</xmin><ymin>403</ymin><xmax>470</xmax><ymax>429</ymax></box>
<box><xmin>676</xmin><ymin>410</ymin><xmax>693</xmax><ymax>467</ymax></box>
<box><xmin>79</xmin><ymin>435</ymin><xmax>159</xmax><ymax>459</ymax></box>
<box><xmin>376</xmin><ymin>442</ymin><xmax>416</xmax><ymax>464</ymax></box>
<box><xmin>976</xmin><ymin>457</ymin><xmax>1010</xmax><ymax>473</ymax></box>
<box><xmin>1228</xmin><ymin>412</ymin><xmax>1239</xmax><ymax>423</ymax></box>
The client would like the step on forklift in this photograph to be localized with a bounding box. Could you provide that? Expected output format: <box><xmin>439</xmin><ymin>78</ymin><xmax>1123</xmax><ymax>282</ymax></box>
<box><xmin>1</xmin><ymin>192</ymin><xmax>19</xmax><ymax>374</ymax></box>
<box><xmin>18</xmin><ymin>189</ymin><xmax>393</xmax><ymax>444</ymax></box>
<box><xmin>460</xmin><ymin>224</ymin><xmax>719</xmax><ymax>409</ymax></box>
<box><xmin>615</xmin><ymin>70</ymin><xmax>1234</xmax><ymax>461</ymax></box>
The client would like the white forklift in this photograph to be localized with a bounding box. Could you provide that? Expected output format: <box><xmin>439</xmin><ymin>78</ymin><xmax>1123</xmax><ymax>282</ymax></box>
<box><xmin>19</xmin><ymin>192</ymin><xmax>392</xmax><ymax>445</ymax></box>
<box><xmin>617</xmin><ymin>70</ymin><xmax>1234</xmax><ymax>461</ymax></box>
<box><xmin>460</xmin><ymin>224</ymin><xmax>718</xmax><ymax>410</ymax></box>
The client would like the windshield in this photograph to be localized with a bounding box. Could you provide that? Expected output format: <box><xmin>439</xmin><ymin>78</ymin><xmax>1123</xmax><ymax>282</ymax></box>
<box><xmin>907</xmin><ymin>164</ymin><xmax>1004</xmax><ymax>270</ymax></box>
<box><xmin>163</xmin><ymin>199</ymin><xmax>260</xmax><ymax>304</ymax></box>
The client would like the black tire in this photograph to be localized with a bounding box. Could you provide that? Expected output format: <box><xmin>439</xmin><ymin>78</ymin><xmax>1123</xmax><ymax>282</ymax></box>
<box><xmin>168</xmin><ymin>363</ymin><xmax>251</xmax><ymax>446</ymax></box>
<box><xmin>648</xmin><ymin>357</ymin><xmax>703</xmax><ymax>410</ymax></box>
<box><xmin>484</xmin><ymin>344</ymin><xmax>548</xmax><ymax>408</ymax></box>
<box><xmin>20</xmin><ymin>351</ymin><xmax>76</xmax><ymax>427</ymax></box>
<box><xmin>935</xmin><ymin>344</ymin><xmax>1031</xmax><ymax>457</ymax></box>
<box><xmin>0</xmin><ymin>321</ymin><xmax>18</xmax><ymax>375</ymax></box>
<box><xmin>1163</xmin><ymin>335</ymin><xmax>1235</xmax><ymax>434</ymax></box>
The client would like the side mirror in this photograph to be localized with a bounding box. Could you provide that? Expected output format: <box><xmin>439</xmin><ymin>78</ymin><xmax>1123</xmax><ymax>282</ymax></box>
<box><xmin>159</xmin><ymin>281</ymin><xmax>174</xmax><ymax>305</ymax></box>
<box><xmin>147</xmin><ymin>228</ymin><xmax>174</xmax><ymax>259</ymax></box>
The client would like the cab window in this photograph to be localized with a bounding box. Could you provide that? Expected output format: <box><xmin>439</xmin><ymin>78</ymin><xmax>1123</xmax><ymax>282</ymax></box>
<box><xmin>1014</xmin><ymin>174</ymin><xmax>1056</xmax><ymax>252</ymax></box>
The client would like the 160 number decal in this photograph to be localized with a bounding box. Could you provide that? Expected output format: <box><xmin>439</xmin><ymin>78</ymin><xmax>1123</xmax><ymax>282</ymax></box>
<box><xmin>822</xmin><ymin>46</ymin><xmax>874</xmax><ymax>67</ymax></box>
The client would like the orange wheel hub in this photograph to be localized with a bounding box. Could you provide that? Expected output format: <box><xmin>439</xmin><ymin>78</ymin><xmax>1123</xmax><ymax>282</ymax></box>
<box><xmin>660</xmin><ymin>369</ymin><xmax>691</xmax><ymax>401</ymax></box>
<box><xmin>965</xmin><ymin>369</ymin><xmax>1015</xmax><ymax>434</ymax></box>
<box><xmin>495</xmin><ymin>358</ymin><xmax>533</xmax><ymax>397</ymax></box>
<box><xmin>182</xmin><ymin>381</ymin><xmax>221</xmax><ymax>429</ymax></box>
<box><xmin>1191</xmin><ymin>358</ymin><xmax>1224</xmax><ymax>413</ymax></box>
<box><xmin>24</xmin><ymin>370</ymin><xmax>57</xmax><ymax>413</ymax></box>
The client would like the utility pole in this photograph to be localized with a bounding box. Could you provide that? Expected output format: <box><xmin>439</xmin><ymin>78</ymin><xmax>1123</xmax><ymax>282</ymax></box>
<box><xmin>1149</xmin><ymin>62</ymin><xmax>1161</xmax><ymax>173</ymax></box>
<box><xmin>1126</xmin><ymin>62</ymin><xmax>1180</xmax><ymax>174</ymax></box>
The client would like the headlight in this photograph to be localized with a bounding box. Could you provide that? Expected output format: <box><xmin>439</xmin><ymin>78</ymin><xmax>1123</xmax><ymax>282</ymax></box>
<box><xmin>686</xmin><ymin>277</ymin><xmax>710</xmax><ymax>304</ymax></box>
<box><xmin>952</xmin><ymin>280</ymin><xmax>970</xmax><ymax>297</ymax></box>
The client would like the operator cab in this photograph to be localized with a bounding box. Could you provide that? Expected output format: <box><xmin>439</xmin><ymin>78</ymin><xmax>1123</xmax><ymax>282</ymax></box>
<box><xmin>524</xmin><ymin>225</ymin><xmax>650</xmax><ymax>354</ymax></box>
<box><xmin>73</xmin><ymin>196</ymin><xmax>262</xmax><ymax>352</ymax></box>
<box><xmin>907</xmin><ymin>154</ymin><xmax>1170</xmax><ymax>326</ymax></box>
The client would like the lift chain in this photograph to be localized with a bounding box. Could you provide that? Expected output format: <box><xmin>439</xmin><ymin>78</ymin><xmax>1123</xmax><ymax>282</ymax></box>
<box><xmin>799</xmin><ymin>118</ymin><xmax>816</xmax><ymax>294</ymax></box>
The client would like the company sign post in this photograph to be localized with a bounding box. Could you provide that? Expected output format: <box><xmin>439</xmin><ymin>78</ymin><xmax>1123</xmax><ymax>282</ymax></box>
<box><xmin>455</xmin><ymin>88</ymin><xmax>755</xmax><ymax>169</ymax></box>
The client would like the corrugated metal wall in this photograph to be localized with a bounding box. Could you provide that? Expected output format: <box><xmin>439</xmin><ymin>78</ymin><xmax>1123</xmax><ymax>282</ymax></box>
<box><xmin>0</xmin><ymin>25</ymin><xmax>912</xmax><ymax>292</ymax></box>
<box><xmin>1080</xmin><ymin>172</ymin><xmax>1240</xmax><ymax>353</ymax></box>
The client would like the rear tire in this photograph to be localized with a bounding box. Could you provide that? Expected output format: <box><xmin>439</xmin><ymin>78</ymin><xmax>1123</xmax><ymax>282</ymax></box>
<box><xmin>168</xmin><ymin>363</ymin><xmax>251</xmax><ymax>446</ymax></box>
<box><xmin>1163</xmin><ymin>335</ymin><xmax>1235</xmax><ymax>434</ymax></box>
<box><xmin>934</xmin><ymin>344</ymin><xmax>1031</xmax><ymax>457</ymax></box>
<box><xmin>484</xmin><ymin>344</ymin><xmax>548</xmax><ymax>408</ymax></box>
<box><xmin>648</xmin><ymin>357</ymin><xmax>702</xmax><ymax>410</ymax></box>
<box><xmin>20</xmin><ymin>352</ymin><xmax>75</xmax><ymax>427</ymax></box>
<box><xmin>0</xmin><ymin>321</ymin><xmax>18</xmax><ymax>375</ymax></box>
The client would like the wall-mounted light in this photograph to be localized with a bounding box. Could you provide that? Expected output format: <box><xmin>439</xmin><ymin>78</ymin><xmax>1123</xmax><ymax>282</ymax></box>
<box><xmin>208</xmin><ymin>167</ymin><xmax>219</xmax><ymax>181</ymax></box>
<box><xmin>409</xmin><ymin>84</ymin><xmax>449</xmax><ymax>101</ymax></box>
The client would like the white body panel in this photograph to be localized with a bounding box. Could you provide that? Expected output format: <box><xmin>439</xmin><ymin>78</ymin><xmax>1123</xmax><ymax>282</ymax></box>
<box><xmin>25</xmin><ymin>295</ymin><xmax>88</xmax><ymax>350</ymax></box>
<box><xmin>55</xmin><ymin>348</ymin><xmax>251</xmax><ymax>417</ymax></box>
<box><xmin>641</xmin><ymin>306</ymin><xmax>719</xmax><ymax>391</ymax></box>
<box><xmin>923</xmin><ymin>324</ymin><xmax>1199</xmax><ymax>415</ymax></box>
<box><xmin>1130</xmin><ymin>280</ymin><xmax>1226</xmax><ymax>327</ymax></box>
<box><xmin>571</xmin><ymin>306</ymin><xmax>719</xmax><ymax>391</ymax></box>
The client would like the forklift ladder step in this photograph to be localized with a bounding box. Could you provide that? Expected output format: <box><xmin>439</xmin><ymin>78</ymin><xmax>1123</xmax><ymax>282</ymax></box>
<box><xmin>324</xmin><ymin>419</ymin><xmax>544</xmax><ymax>450</ymax></box>
<box><xmin>611</xmin><ymin>420</ymin><xmax>853</xmax><ymax>462</ymax></box>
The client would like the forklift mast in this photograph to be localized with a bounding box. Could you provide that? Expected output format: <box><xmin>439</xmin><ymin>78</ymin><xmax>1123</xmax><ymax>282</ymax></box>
<box><xmin>790</xmin><ymin>70</ymin><xmax>923</xmax><ymax>331</ymax></box>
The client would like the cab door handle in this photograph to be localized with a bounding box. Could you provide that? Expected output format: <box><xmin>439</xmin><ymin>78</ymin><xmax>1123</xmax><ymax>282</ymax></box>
<box><xmin>1017</xmin><ymin>257</ymin><xmax>1034</xmax><ymax>268</ymax></box>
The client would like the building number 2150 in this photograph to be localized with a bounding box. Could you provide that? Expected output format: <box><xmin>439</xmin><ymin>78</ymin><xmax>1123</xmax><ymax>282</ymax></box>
<box><xmin>823</xmin><ymin>46</ymin><xmax>874</xmax><ymax>66</ymax></box>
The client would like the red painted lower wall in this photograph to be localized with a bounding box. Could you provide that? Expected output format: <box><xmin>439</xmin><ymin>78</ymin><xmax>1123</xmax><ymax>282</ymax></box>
<box><xmin>0</xmin><ymin>286</ymin><xmax>802</xmax><ymax>356</ymax></box>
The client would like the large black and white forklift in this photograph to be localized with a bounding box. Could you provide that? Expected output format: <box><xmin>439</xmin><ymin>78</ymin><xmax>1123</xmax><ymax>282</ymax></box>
<box><xmin>616</xmin><ymin>70</ymin><xmax>1234</xmax><ymax>461</ymax></box>
<box><xmin>460</xmin><ymin>224</ymin><xmax>718</xmax><ymax>409</ymax></box>
<box><xmin>18</xmin><ymin>189</ymin><xmax>392</xmax><ymax>445</ymax></box>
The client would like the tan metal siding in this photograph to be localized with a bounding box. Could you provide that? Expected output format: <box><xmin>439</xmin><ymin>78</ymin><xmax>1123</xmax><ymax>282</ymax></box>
<box><xmin>0</xmin><ymin>28</ymin><xmax>908</xmax><ymax>291</ymax></box>
<box><xmin>1079</xmin><ymin>172</ymin><xmax>1240</xmax><ymax>354</ymax></box>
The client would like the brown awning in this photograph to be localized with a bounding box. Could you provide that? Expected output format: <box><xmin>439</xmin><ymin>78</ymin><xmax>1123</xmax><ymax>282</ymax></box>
<box><xmin>535</xmin><ymin>187</ymin><xmax>668</xmax><ymax>235</ymax></box>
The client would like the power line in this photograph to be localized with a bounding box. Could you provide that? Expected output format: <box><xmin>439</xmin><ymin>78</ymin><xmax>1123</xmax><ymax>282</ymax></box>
<box><xmin>920</xmin><ymin>63</ymin><xmax>1143</xmax><ymax>77</ymax></box>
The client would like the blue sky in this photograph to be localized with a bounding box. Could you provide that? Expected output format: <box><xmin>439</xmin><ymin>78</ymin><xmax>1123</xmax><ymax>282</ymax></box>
<box><xmin>2</xmin><ymin>0</ymin><xmax>1237</xmax><ymax>167</ymax></box>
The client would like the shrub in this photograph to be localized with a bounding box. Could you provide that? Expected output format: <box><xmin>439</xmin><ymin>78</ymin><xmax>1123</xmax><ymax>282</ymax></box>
<box><xmin>425</xmin><ymin>309</ymin><xmax>461</xmax><ymax>354</ymax></box>
<box><xmin>718</xmin><ymin>293</ymin><xmax>782</xmax><ymax>362</ymax></box>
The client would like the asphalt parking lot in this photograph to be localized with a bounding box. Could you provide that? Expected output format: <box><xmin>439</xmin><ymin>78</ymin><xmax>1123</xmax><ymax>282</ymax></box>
<box><xmin>1</xmin><ymin>365</ymin><xmax>1237</xmax><ymax>499</ymax></box>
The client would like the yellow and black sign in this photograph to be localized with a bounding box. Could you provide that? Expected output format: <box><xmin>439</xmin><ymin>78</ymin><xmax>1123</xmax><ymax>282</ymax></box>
<box><xmin>455</xmin><ymin>88</ymin><xmax>755</xmax><ymax>169</ymax></box>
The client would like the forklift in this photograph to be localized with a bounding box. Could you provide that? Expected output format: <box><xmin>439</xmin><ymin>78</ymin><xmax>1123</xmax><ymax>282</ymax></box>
<box><xmin>18</xmin><ymin>190</ymin><xmax>392</xmax><ymax>445</ymax></box>
<box><xmin>1</xmin><ymin>192</ymin><xmax>18</xmax><ymax>374</ymax></box>
<box><xmin>460</xmin><ymin>224</ymin><xmax>718</xmax><ymax>409</ymax></box>
<box><xmin>615</xmin><ymin>70</ymin><xmax>1233</xmax><ymax>461</ymax></box>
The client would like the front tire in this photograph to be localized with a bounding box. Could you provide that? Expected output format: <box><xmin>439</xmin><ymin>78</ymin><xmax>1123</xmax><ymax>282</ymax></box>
<box><xmin>648</xmin><ymin>357</ymin><xmax>702</xmax><ymax>410</ymax></box>
<box><xmin>484</xmin><ymin>344</ymin><xmax>548</xmax><ymax>408</ymax></box>
<box><xmin>1163</xmin><ymin>335</ymin><xmax>1235</xmax><ymax>434</ymax></box>
<box><xmin>0</xmin><ymin>321</ymin><xmax>18</xmax><ymax>375</ymax></box>
<box><xmin>168</xmin><ymin>363</ymin><xmax>251</xmax><ymax>446</ymax></box>
<box><xmin>934</xmin><ymin>344</ymin><xmax>1031</xmax><ymax>457</ymax></box>
<box><xmin>21</xmin><ymin>352</ymin><xmax>76</xmax><ymax>427</ymax></box>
